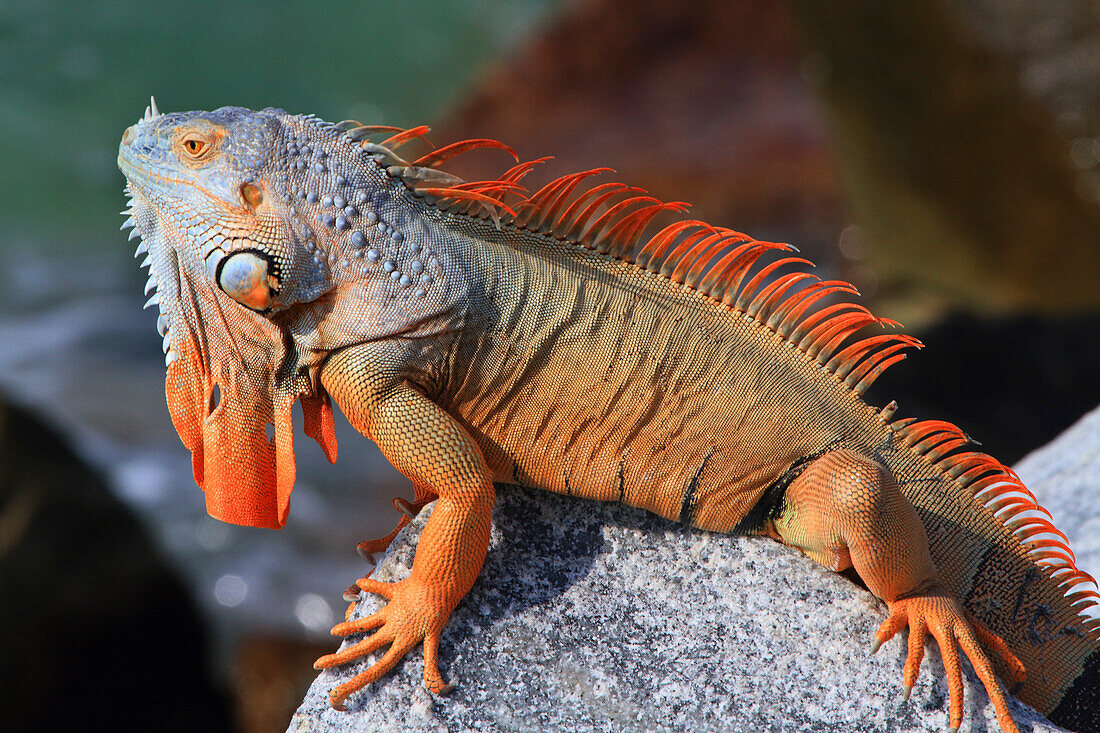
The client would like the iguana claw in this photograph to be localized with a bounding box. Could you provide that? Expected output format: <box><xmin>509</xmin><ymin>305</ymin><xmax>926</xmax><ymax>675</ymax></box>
<box><xmin>355</xmin><ymin>545</ymin><xmax>377</xmax><ymax>566</ymax></box>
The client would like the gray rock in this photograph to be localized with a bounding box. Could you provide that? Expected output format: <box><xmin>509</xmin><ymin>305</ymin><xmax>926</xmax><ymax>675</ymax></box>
<box><xmin>289</xmin><ymin>478</ymin><xmax>1071</xmax><ymax>732</ymax></box>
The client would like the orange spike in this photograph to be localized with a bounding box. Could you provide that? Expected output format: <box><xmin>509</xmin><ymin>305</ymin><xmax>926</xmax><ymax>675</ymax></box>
<box><xmin>775</xmin><ymin>281</ymin><xmax>858</xmax><ymax>338</ymax></box>
<box><xmin>852</xmin><ymin>352</ymin><xmax>908</xmax><ymax>395</ymax></box>
<box><xmin>660</xmin><ymin>227</ymin><xmax>718</xmax><ymax>279</ymax></box>
<box><xmin>554</xmin><ymin>183</ymin><xmax>635</xmax><ymax>239</ymax></box>
<box><xmin>531</xmin><ymin>169</ymin><xmax>614</xmax><ymax>232</ymax></box>
<box><xmin>797</xmin><ymin>306</ymin><xmax>870</xmax><ymax>354</ymax></box>
<box><xmin>750</xmin><ymin>272</ymin><xmax>818</xmax><ymax>322</ymax></box>
<box><xmin>517</xmin><ymin>170</ymin><xmax>607</xmax><ymax>229</ymax></box>
<box><xmin>955</xmin><ymin>463</ymin><xmax>1001</xmax><ymax>487</ymax></box>
<box><xmin>637</xmin><ymin>221</ymin><xmax>708</xmax><ymax>271</ymax></box>
<box><xmin>530</xmin><ymin>168</ymin><xmax>612</xmax><ymax>207</ymax></box>
<box><xmin>890</xmin><ymin>417</ymin><xmax>920</xmax><ymax>431</ymax></box>
<box><xmin>828</xmin><ymin>334</ymin><xmax>902</xmax><ymax>380</ymax></box>
<box><xmin>970</xmin><ymin>473</ymin><xmax>1024</xmax><ymax>496</ymax></box>
<box><xmin>514</xmin><ymin>173</ymin><xmax>580</xmax><ymax>220</ymax></box>
<box><xmin>946</xmin><ymin>453</ymin><xmax>1010</xmax><ymax>480</ymax></box>
<box><xmin>744</xmin><ymin>268</ymin><xmax>806</xmax><ymax>317</ymax></box>
<box><xmin>1054</xmin><ymin>568</ymin><xmax>1098</xmax><ymax>588</ymax></box>
<box><xmin>676</xmin><ymin>231</ymin><xmax>737</xmax><ymax>288</ymax></box>
<box><xmin>1029</xmin><ymin>548</ymin><xmax>1076</xmax><ymax>563</ymax></box>
<box><xmin>411</xmin><ymin>138</ymin><xmax>518</xmax><ymax>168</ymax></box>
<box><xmin>1026</xmin><ymin>539</ymin><xmax>1078</xmax><ymax>562</ymax></box>
<box><xmin>499</xmin><ymin>156</ymin><xmax>552</xmax><ymax>184</ymax></box>
<box><xmin>603</xmin><ymin>202</ymin><xmax>689</xmax><ymax>259</ymax></box>
<box><xmin>579</xmin><ymin>195</ymin><xmax>660</xmax><ymax>246</ymax></box>
<box><xmin>767</xmin><ymin>281</ymin><xmax>819</xmax><ymax>332</ymax></box>
<box><xmin>832</xmin><ymin>333</ymin><xmax>919</xmax><ymax>380</ymax></box>
<box><xmin>699</xmin><ymin>243</ymin><xmax>771</xmax><ymax>302</ymax></box>
<box><xmin>747</xmin><ymin>271</ymin><xmax>818</xmax><ymax>321</ymax></box>
<box><xmin>816</xmin><ymin>317</ymin><xmax>879</xmax><ymax>365</ymax></box>
<box><xmin>789</xmin><ymin>302</ymin><xmax>867</xmax><ymax>346</ymax></box>
<box><xmin>987</xmin><ymin>495</ymin><xmax>1041</xmax><ymax>515</ymax></box>
<box><xmin>805</xmin><ymin>312</ymin><xmax>876</xmax><ymax>362</ymax></box>
<box><xmin>450</xmin><ymin>180</ymin><xmax>528</xmax><ymax>198</ymax></box>
<box><xmin>419</xmin><ymin>186</ymin><xmax>517</xmax><ymax>221</ymax></box>
<box><xmin>693</xmin><ymin>231</ymin><xmax>753</xmax><ymax>289</ymax></box>
<box><xmin>911</xmin><ymin>430</ymin><xmax>958</xmax><ymax>455</ymax></box>
<box><xmin>923</xmin><ymin>436</ymin><xmax>972</xmax><ymax>462</ymax></box>
<box><xmin>1003</xmin><ymin>516</ymin><xmax>1069</xmax><ymax>545</ymax></box>
<box><xmin>684</xmin><ymin>231</ymin><xmax>751</xmax><ymax>290</ymax></box>
<box><xmin>349</xmin><ymin>124</ymin><xmax>405</xmax><ymax>135</ymax></box>
<box><xmin>380</xmin><ymin>125</ymin><xmax>433</xmax><ymax>150</ymax></box>
<box><xmin>732</xmin><ymin>256</ymin><xmax>809</xmax><ymax>313</ymax></box>
<box><xmin>719</xmin><ymin>245</ymin><xmax>790</xmax><ymax>307</ymax></box>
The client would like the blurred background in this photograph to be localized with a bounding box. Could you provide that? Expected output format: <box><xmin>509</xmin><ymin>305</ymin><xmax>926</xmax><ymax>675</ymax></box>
<box><xmin>1</xmin><ymin>1</ymin><xmax>1098</xmax><ymax>731</ymax></box>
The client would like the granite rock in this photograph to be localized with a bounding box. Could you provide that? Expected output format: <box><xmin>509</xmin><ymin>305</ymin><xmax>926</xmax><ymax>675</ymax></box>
<box><xmin>288</xmin><ymin>470</ymin><xmax>1082</xmax><ymax>732</ymax></box>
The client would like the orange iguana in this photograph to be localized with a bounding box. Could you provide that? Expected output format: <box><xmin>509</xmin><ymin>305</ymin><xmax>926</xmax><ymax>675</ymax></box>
<box><xmin>117</xmin><ymin>100</ymin><xmax>1100</xmax><ymax>732</ymax></box>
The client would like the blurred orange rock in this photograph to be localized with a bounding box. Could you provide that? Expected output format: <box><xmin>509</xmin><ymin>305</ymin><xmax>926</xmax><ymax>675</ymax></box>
<box><xmin>439</xmin><ymin>0</ymin><xmax>842</xmax><ymax>261</ymax></box>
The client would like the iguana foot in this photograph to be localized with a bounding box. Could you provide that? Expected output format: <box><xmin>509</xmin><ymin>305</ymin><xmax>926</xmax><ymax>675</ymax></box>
<box><xmin>874</xmin><ymin>592</ymin><xmax>1025</xmax><ymax>733</ymax></box>
<box><xmin>314</xmin><ymin>576</ymin><xmax>455</xmax><ymax>709</ymax></box>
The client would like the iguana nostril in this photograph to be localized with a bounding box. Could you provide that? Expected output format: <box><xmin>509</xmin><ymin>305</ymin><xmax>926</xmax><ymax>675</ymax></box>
<box><xmin>122</xmin><ymin>125</ymin><xmax>136</xmax><ymax>145</ymax></box>
<box><xmin>217</xmin><ymin>250</ymin><xmax>276</xmax><ymax>311</ymax></box>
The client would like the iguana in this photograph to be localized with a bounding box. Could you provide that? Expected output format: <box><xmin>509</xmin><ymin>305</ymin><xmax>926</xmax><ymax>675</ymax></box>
<box><xmin>117</xmin><ymin>100</ymin><xmax>1100</xmax><ymax>732</ymax></box>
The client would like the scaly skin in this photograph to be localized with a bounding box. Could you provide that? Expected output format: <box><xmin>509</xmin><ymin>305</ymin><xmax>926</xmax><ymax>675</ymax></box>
<box><xmin>118</xmin><ymin>103</ymin><xmax>1099</xmax><ymax>732</ymax></box>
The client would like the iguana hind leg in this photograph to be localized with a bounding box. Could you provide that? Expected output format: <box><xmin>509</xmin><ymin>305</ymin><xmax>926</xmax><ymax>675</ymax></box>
<box><xmin>767</xmin><ymin>448</ymin><xmax>1024</xmax><ymax>733</ymax></box>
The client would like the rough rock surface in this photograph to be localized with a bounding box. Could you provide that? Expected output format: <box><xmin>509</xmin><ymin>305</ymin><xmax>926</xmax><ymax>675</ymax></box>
<box><xmin>288</xmin><ymin>467</ymin><xmax>1087</xmax><ymax>732</ymax></box>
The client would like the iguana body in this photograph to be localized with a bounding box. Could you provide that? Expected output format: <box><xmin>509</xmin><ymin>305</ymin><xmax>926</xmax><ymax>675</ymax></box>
<box><xmin>118</xmin><ymin>103</ymin><xmax>1100</xmax><ymax>732</ymax></box>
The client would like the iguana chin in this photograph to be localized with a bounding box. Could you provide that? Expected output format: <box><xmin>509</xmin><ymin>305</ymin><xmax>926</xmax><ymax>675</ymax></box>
<box><xmin>117</xmin><ymin>99</ymin><xmax>1100</xmax><ymax>732</ymax></box>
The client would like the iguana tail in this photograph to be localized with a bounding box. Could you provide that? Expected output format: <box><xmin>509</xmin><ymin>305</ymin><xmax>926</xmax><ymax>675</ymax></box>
<box><xmin>882</xmin><ymin>417</ymin><xmax>1099</xmax><ymax>730</ymax></box>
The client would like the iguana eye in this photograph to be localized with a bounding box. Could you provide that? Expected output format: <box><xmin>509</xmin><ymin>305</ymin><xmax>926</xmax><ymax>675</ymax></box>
<box><xmin>181</xmin><ymin>136</ymin><xmax>210</xmax><ymax>158</ymax></box>
<box><xmin>216</xmin><ymin>250</ymin><xmax>277</xmax><ymax>311</ymax></box>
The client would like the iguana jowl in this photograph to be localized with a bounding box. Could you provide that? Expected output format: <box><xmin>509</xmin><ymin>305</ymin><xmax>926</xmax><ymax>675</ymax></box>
<box><xmin>118</xmin><ymin>101</ymin><xmax>1100</xmax><ymax>732</ymax></box>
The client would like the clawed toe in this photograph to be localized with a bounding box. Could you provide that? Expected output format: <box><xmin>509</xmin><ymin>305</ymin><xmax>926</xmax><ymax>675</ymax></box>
<box><xmin>877</xmin><ymin>594</ymin><xmax>1022</xmax><ymax>733</ymax></box>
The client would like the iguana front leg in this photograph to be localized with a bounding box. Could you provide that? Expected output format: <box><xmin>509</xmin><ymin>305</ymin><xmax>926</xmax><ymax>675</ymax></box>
<box><xmin>767</xmin><ymin>449</ymin><xmax>1025</xmax><ymax>733</ymax></box>
<box><xmin>313</xmin><ymin>345</ymin><xmax>494</xmax><ymax>709</ymax></box>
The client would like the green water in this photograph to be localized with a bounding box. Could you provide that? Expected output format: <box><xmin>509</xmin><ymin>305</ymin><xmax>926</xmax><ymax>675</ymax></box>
<box><xmin>0</xmin><ymin>0</ymin><xmax>560</xmax><ymax>257</ymax></box>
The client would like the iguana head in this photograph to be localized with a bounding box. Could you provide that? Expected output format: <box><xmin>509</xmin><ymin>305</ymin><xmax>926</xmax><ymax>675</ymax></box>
<box><xmin>118</xmin><ymin>101</ymin><xmax>453</xmax><ymax>528</ymax></box>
